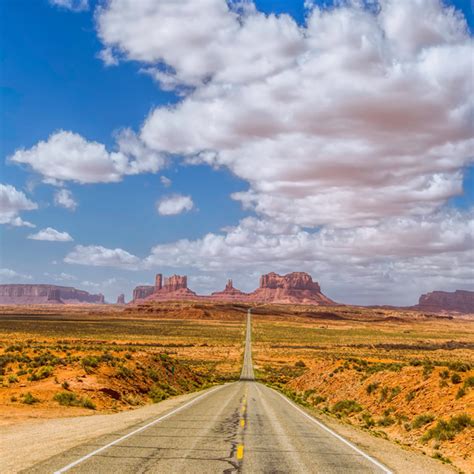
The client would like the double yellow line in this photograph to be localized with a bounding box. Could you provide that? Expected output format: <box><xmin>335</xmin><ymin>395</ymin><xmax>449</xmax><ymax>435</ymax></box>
<box><xmin>237</xmin><ymin>388</ymin><xmax>248</xmax><ymax>461</ymax></box>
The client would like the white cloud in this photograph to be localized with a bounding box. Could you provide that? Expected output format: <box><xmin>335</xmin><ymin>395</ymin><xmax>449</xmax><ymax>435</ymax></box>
<box><xmin>54</xmin><ymin>188</ymin><xmax>78</xmax><ymax>211</ymax></box>
<box><xmin>142</xmin><ymin>210</ymin><xmax>473</xmax><ymax>304</ymax></box>
<box><xmin>156</xmin><ymin>194</ymin><xmax>194</xmax><ymax>216</ymax></box>
<box><xmin>0</xmin><ymin>268</ymin><xmax>32</xmax><ymax>282</ymax></box>
<box><xmin>94</xmin><ymin>0</ymin><xmax>474</xmax><ymax>226</ymax></box>
<box><xmin>44</xmin><ymin>272</ymin><xmax>77</xmax><ymax>282</ymax></box>
<box><xmin>49</xmin><ymin>0</ymin><xmax>89</xmax><ymax>12</ymax></box>
<box><xmin>10</xmin><ymin>130</ymin><xmax>165</xmax><ymax>184</ymax></box>
<box><xmin>28</xmin><ymin>227</ymin><xmax>74</xmax><ymax>242</ymax></box>
<box><xmin>0</xmin><ymin>183</ymin><xmax>37</xmax><ymax>227</ymax></box>
<box><xmin>64</xmin><ymin>245</ymin><xmax>140</xmax><ymax>269</ymax></box>
<box><xmin>160</xmin><ymin>176</ymin><xmax>172</xmax><ymax>187</ymax></box>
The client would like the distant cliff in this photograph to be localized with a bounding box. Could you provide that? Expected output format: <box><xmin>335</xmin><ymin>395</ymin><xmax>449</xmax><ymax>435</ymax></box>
<box><xmin>415</xmin><ymin>290</ymin><xmax>474</xmax><ymax>313</ymax></box>
<box><xmin>0</xmin><ymin>284</ymin><xmax>105</xmax><ymax>305</ymax></box>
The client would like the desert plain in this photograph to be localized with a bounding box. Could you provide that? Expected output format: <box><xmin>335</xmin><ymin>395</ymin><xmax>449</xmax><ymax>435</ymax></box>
<box><xmin>0</xmin><ymin>302</ymin><xmax>472</xmax><ymax>473</ymax></box>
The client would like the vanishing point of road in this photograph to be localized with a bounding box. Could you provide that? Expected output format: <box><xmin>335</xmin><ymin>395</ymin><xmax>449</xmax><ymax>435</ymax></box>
<box><xmin>30</xmin><ymin>309</ymin><xmax>392</xmax><ymax>473</ymax></box>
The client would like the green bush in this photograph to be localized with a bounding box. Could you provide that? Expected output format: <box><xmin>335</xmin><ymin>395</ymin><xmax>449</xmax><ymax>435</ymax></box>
<box><xmin>81</xmin><ymin>397</ymin><xmax>96</xmax><ymax>410</ymax></box>
<box><xmin>450</xmin><ymin>373</ymin><xmax>462</xmax><ymax>384</ymax></box>
<box><xmin>54</xmin><ymin>392</ymin><xmax>78</xmax><ymax>406</ymax></box>
<box><xmin>22</xmin><ymin>392</ymin><xmax>39</xmax><ymax>404</ymax></box>
<box><xmin>366</xmin><ymin>382</ymin><xmax>379</xmax><ymax>395</ymax></box>
<box><xmin>28</xmin><ymin>365</ymin><xmax>54</xmax><ymax>381</ymax></box>
<box><xmin>412</xmin><ymin>414</ymin><xmax>434</xmax><ymax>429</ymax></box>
<box><xmin>422</xmin><ymin>414</ymin><xmax>474</xmax><ymax>442</ymax></box>
<box><xmin>332</xmin><ymin>399</ymin><xmax>362</xmax><ymax>416</ymax></box>
<box><xmin>463</xmin><ymin>376</ymin><xmax>474</xmax><ymax>388</ymax></box>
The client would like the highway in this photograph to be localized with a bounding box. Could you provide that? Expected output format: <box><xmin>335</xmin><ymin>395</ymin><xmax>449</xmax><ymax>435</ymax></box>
<box><xmin>30</xmin><ymin>309</ymin><xmax>391</xmax><ymax>473</ymax></box>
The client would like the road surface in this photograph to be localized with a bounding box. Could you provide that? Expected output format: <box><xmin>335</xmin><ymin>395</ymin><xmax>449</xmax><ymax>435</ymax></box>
<box><xmin>29</xmin><ymin>309</ymin><xmax>391</xmax><ymax>473</ymax></box>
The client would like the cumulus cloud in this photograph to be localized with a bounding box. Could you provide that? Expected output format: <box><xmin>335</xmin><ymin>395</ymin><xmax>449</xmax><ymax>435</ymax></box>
<box><xmin>64</xmin><ymin>245</ymin><xmax>140</xmax><ymax>269</ymax></box>
<box><xmin>156</xmin><ymin>194</ymin><xmax>194</xmax><ymax>216</ymax></box>
<box><xmin>143</xmin><ymin>210</ymin><xmax>473</xmax><ymax>304</ymax></box>
<box><xmin>94</xmin><ymin>0</ymin><xmax>473</xmax><ymax>226</ymax></box>
<box><xmin>28</xmin><ymin>227</ymin><xmax>73</xmax><ymax>242</ymax></box>
<box><xmin>54</xmin><ymin>188</ymin><xmax>78</xmax><ymax>211</ymax></box>
<box><xmin>0</xmin><ymin>268</ymin><xmax>32</xmax><ymax>282</ymax></box>
<box><xmin>10</xmin><ymin>130</ymin><xmax>165</xmax><ymax>184</ymax></box>
<box><xmin>0</xmin><ymin>183</ymin><xmax>37</xmax><ymax>227</ymax></box>
<box><xmin>49</xmin><ymin>0</ymin><xmax>89</xmax><ymax>12</ymax></box>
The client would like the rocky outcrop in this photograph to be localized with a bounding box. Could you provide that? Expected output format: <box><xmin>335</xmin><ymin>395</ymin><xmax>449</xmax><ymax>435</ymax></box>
<box><xmin>210</xmin><ymin>279</ymin><xmax>248</xmax><ymax>301</ymax></box>
<box><xmin>163</xmin><ymin>275</ymin><xmax>188</xmax><ymax>292</ymax></box>
<box><xmin>415</xmin><ymin>290</ymin><xmax>474</xmax><ymax>313</ymax></box>
<box><xmin>132</xmin><ymin>286</ymin><xmax>155</xmax><ymax>301</ymax></box>
<box><xmin>132</xmin><ymin>271</ymin><xmax>334</xmax><ymax>305</ymax></box>
<box><xmin>248</xmin><ymin>272</ymin><xmax>334</xmax><ymax>305</ymax></box>
<box><xmin>116</xmin><ymin>294</ymin><xmax>126</xmax><ymax>305</ymax></box>
<box><xmin>0</xmin><ymin>284</ymin><xmax>105</xmax><ymax>305</ymax></box>
<box><xmin>132</xmin><ymin>274</ymin><xmax>196</xmax><ymax>302</ymax></box>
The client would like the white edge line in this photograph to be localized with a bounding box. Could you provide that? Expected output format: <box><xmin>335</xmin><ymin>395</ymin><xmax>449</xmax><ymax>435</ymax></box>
<box><xmin>54</xmin><ymin>384</ymin><xmax>227</xmax><ymax>474</ymax></box>
<box><xmin>273</xmin><ymin>388</ymin><xmax>393</xmax><ymax>474</ymax></box>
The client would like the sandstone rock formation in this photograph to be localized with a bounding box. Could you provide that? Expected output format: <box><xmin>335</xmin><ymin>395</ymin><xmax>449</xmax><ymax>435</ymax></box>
<box><xmin>133</xmin><ymin>274</ymin><xmax>196</xmax><ymax>302</ymax></box>
<box><xmin>132</xmin><ymin>271</ymin><xmax>334</xmax><ymax>305</ymax></box>
<box><xmin>116</xmin><ymin>294</ymin><xmax>126</xmax><ymax>305</ymax></box>
<box><xmin>0</xmin><ymin>284</ymin><xmax>105</xmax><ymax>305</ymax></box>
<box><xmin>210</xmin><ymin>279</ymin><xmax>248</xmax><ymax>301</ymax></box>
<box><xmin>248</xmin><ymin>272</ymin><xmax>334</xmax><ymax>305</ymax></box>
<box><xmin>415</xmin><ymin>290</ymin><xmax>474</xmax><ymax>313</ymax></box>
<box><xmin>132</xmin><ymin>286</ymin><xmax>155</xmax><ymax>301</ymax></box>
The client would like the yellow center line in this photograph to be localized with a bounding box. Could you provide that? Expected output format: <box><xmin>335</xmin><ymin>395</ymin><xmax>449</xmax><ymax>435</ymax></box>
<box><xmin>236</xmin><ymin>444</ymin><xmax>244</xmax><ymax>460</ymax></box>
<box><xmin>240</xmin><ymin>418</ymin><xmax>245</xmax><ymax>428</ymax></box>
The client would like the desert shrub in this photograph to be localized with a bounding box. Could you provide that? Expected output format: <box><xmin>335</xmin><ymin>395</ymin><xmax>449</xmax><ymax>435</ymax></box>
<box><xmin>455</xmin><ymin>387</ymin><xmax>466</xmax><ymax>399</ymax></box>
<box><xmin>81</xmin><ymin>356</ymin><xmax>99</xmax><ymax>372</ymax></box>
<box><xmin>313</xmin><ymin>395</ymin><xmax>326</xmax><ymax>405</ymax></box>
<box><xmin>81</xmin><ymin>397</ymin><xmax>96</xmax><ymax>410</ymax></box>
<box><xmin>366</xmin><ymin>382</ymin><xmax>379</xmax><ymax>395</ymax></box>
<box><xmin>388</xmin><ymin>386</ymin><xmax>401</xmax><ymax>401</ymax></box>
<box><xmin>22</xmin><ymin>392</ymin><xmax>39</xmax><ymax>404</ymax></box>
<box><xmin>432</xmin><ymin>452</ymin><xmax>452</xmax><ymax>464</ymax></box>
<box><xmin>54</xmin><ymin>392</ymin><xmax>78</xmax><ymax>406</ymax></box>
<box><xmin>362</xmin><ymin>412</ymin><xmax>375</xmax><ymax>428</ymax></box>
<box><xmin>463</xmin><ymin>376</ymin><xmax>474</xmax><ymax>388</ymax></box>
<box><xmin>450</xmin><ymin>373</ymin><xmax>462</xmax><ymax>384</ymax></box>
<box><xmin>116</xmin><ymin>365</ymin><xmax>133</xmax><ymax>378</ymax></box>
<box><xmin>302</xmin><ymin>389</ymin><xmax>316</xmax><ymax>399</ymax></box>
<box><xmin>332</xmin><ymin>399</ymin><xmax>362</xmax><ymax>416</ymax></box>
<box><xmin>447</xmin><ymin>361</ymin><xmax>470</xmax><ymax>372</ymax></box>
<box><xmin>28</xmin><ymin>365</ymin><xmax>54</xmax><ymax>381</ymax></box>
<box><xmin>147</xmin><ymin>368</ymin><xmax>160</xmax><ymax>382</ymax></box>
<box><xmin>148</xmin><ymin>385</ymin><xmax>168</xmax><ymax>403</ymax></box>
<box><xmin>124</xmin><ymin>353</ymin><xmax>133</xmax><ymax>360</ymax></box>
<box><xmin>16</xmin><ymin>369</ymin><xmax>27</xmax><ymax>376</ymax></box>
<box><xmin>439</xmin><ymin>370</ymin><xmax>450</xmax><ymax>379</ymax></box>
<box><xmin>8</xmin><ymin>374</ymin><xmax>18</xmax><ymax>383</ymax></box>
<box><xmin>294</xmin><ymin>360</ymin><xmax>306</xmax><ymax>368</ymax></box>
<box><xmin>61</xmin><ymin>381</ymin><xmax>70</xmax><ymax>390</ymax></box>
<box><xmin>378</xmin><ymin>416</ymin><xmax>395</xmax><ymax>427</ymax></box>
<box><xmin>412</xmin><ymin>414</ymin><xmax>435</xmax><ymax>429</ymax></box>
<box><xmin>380</xmin><ymin>387</ymin><xmax>389</xmax><ymax>402</ymax></box>
<box><xmin>405</xmin><ymin>390</ymin><xmax>416</xmax><ymax>402</ymax></box>
<box><xmin>422</xmin><ymin>414</ymin><xmax>474</xmax><ymax>442</ymax></box>
<box><xmin>123</xmin><ymin>394</ymin><xmax>142</xmax><ymax>406</ymax></box>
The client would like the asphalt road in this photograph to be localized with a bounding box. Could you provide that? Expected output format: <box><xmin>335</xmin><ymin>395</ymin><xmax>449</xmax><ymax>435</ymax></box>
<box><xmin>28</xmin><ymin>309</ymin><xmax>391</xmax><ymax>473</ymax></box>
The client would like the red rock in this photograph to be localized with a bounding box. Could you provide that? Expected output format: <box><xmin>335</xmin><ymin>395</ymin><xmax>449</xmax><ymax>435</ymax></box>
<box><xmin>163</xmin><ymin>275</ymin><xmax>188</xmax><ymax>292</ymax></box>
<box><xmin>248</xmin><ymin>272</ymin><xmax>334</xmax><ymax>305</ymax></box>
<box><xmin>210</xmin><ymin>279</ymin><xmax>248</xmax><ymax>301</ymax></box>
<box><xmin>0</xmin><ymin>284</ymin><xmax>105</xmax><ymax>305</ymax></box>
<box><xmin>415</xmin><ymin>290</ymin><xmax>474</xmax><ymax>313</ymax></box>
<box><xmin>116</xmin><ymin>294</ymin><xmax>126</xmax><ymax>305</ymax></box>
<box><xmin>132</xmin><ymin>285</ymin><xmax>155</xmax><ymax>301</ymax></box>
<box><xmin>132</xmin><ymin>271</ymin><xmax>334</xmax><ymax>305</ymax></box>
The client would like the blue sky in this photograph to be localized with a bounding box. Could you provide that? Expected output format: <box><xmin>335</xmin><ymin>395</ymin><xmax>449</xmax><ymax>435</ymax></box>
<box><xmin>1</xmin><ymin>0</ymin><xmax>472</xmax><ymax>304</ymax></box>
